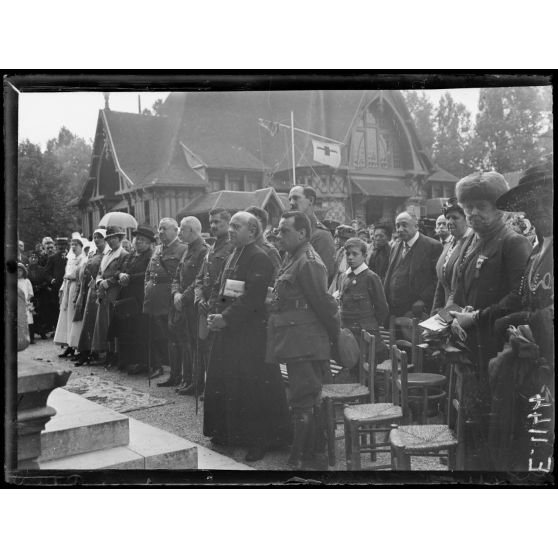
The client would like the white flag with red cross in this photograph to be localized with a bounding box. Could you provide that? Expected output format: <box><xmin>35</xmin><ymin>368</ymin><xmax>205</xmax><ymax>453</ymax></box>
<box><xmin>312</xmin><ymin>139</ymin><xmax>341</xmax><ymax>168</ymax></box>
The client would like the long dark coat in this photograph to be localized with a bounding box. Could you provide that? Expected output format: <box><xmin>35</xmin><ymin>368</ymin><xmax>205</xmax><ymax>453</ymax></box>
<box><xmin>77</xmin><ymin>250</ymin><xmax>105</xmax><ymax>352</ymax></box>
<box><xmin>91</xmin><ymin>247</ymin><xmax>129</xmax><ymax>353</ymax></box>
<box><xmin>114</xmin><ymin>248</ymin><xmax>152</xmax><ymax>368</ymax></box>
<box><xmin>203</xmin><ymin>241</ymin><xmax>291</xmax><ymax>448</ymax></box>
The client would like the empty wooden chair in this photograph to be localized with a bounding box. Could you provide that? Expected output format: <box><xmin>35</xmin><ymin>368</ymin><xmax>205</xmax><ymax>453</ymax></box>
<box><xmin>389</xmin><ymin>348</ymin><xmax>463</xmax><ymax>471</ymax></box>
<box><xmin>321</xmin><ymin>330</ymin><xmax>371</xmax><ymax>468</ymax></box>
<box><xmin>343</xmin><ymin>335</ymin><xmax>407</xmax><ymax>470</ymax></box>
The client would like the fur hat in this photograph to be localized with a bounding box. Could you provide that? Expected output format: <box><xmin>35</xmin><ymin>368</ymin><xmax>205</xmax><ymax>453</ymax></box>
<box><xmin>496</xmin><ymin>158</ymin><xmax>553</xmax><ymax>213</ymax></box>
<box><xmin>456</xmin><ymin>171</ymin><xmax>509</xmax><ymax>206</ymax></box>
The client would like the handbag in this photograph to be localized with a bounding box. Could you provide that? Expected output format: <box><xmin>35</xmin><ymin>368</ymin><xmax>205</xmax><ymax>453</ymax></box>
<box><xmin>335</xmin><ymin>327</ymin><xmax>360</xmax><ymax>369</ymax></box>
<box><xmin>113</xmin><ymin>297</ymin><xmax>139</xmax><ymax>319</ymax></box>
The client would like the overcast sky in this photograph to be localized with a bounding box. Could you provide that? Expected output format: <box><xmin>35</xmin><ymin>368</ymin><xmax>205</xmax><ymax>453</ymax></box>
<box><xmin>18</xmin><ymin>89</ymin><xmax>482</xmax><ymax>148</ymax></box>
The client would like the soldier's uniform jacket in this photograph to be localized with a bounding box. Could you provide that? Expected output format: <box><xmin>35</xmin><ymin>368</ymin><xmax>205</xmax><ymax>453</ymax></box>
<box><xmin>308</xmin><ymin>213</ymin><xmax>336</xmax><ymax>283</ymax></box>
<box><xmin>143</xmin><ymin>238</ymin><xmax>187</xmax><ymax>316</ymax></box>
<box><xmin>194</xmin><ymin>235</ymin><xmax>234</xmax><ymax>309</ymax></box>
<box><xmin>267</xmin><ymin>241</ymin><xmax>340</xmax><ymax>364</ymax></box>
<box><xmin>171</xmin><ymin>236</ymin><xmax>209</xmax><ymax>310</ymax></box>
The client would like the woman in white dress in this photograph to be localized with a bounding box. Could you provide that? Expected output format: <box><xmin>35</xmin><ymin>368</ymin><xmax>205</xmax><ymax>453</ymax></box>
<box><xmin>54</xmin><ymin>235</ymin><xmax>86</xmax><ymax>357</ymax></box>
<box><xmin>17</xmin><ymin>262</ymin><xmax>35</xmax><ymax>344</ymax></box>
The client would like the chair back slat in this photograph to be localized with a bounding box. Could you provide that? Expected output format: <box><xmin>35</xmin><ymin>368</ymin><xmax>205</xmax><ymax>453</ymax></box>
<box><xmin>390</xmin><ymin>316</ymin><xmax>420</xmax><ymax>370</ymax></box>
<box><xmin>392</xmin><ymin>345</ymin><xmax>410</xmax><ymax>422</ymax></box>
<box><xmin>360</xmin><ymin>330</ymin><xmax>376</xmax><ymax>402</ymax></box>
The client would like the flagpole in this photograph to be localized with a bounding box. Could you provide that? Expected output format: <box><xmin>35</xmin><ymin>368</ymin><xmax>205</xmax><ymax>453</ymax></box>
<box><xmin>291</xmin><ymin>111</ymin><xmax>296</xmax><ymax>185</ymax></box>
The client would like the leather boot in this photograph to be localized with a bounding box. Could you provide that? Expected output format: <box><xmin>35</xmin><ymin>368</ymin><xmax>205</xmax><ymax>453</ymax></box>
<box><xmin>159</xmin><ymin>343</ymin><xmax>181</xmax><ymax>387</ymax></box>
<box><xmin>287</xmin><ymin>409</ymin><xmax>312</xmax><ymax>469</ymax></box>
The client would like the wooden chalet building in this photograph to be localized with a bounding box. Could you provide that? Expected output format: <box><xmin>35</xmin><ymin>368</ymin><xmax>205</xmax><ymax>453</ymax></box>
<box><xmin>77</xmin><ymin>90</ymin><xmax>457</xmax><ymax>236</ymax></box>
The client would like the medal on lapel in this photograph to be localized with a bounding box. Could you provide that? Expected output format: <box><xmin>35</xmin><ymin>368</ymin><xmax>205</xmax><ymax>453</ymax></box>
<box><xmin>475</xmin><ymin>255</ymin><xmax>487</xmax><ymax>279</ymax></box>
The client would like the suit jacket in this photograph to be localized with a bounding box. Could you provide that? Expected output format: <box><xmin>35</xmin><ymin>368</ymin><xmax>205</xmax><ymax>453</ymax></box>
<box><xmin>384</xmin><ymin>233</ymin><xmax>442</xmax><ymax>316</ymax></box>
<box><xmin>44</xmin><ymin>252</ymin><xmax>66</xmax><ymax>291</ymax></box>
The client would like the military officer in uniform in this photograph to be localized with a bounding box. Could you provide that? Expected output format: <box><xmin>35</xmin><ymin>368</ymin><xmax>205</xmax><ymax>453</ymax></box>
<box><xmin>267</xmin><ymin>210</ymin><xmax>340</xmax><ymax>469</ymax></box>
<box><xmin>143</xmin><ymin>218</ymin><xmax>187</xmax><ymax>381</ymax></box>
<box><xmin>168</xmin><ymin>216</ymin><xmax>209</xmax><ymax>392</ymax></box>
<box><xmin>288</xmin><ymin>185</ymin><xmax>336</xmax><ymax>284</ymax></box>
<box><xmin>194</xmin><ymin>208</ymin><xmax>234</xmax><ymax>314</ymax></box>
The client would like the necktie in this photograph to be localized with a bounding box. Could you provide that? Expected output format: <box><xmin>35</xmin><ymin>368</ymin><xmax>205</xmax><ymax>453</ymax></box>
<box><xmin>401</xmin><ymin>242</ymin><xmax>409</xmax><ymax>258</ymax></box>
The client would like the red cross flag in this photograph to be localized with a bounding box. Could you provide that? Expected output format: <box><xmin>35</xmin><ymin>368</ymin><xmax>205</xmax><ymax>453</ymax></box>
<box><xmin>312</xmin><ymin>139</ymin><xmax>341</xmax><ymax>168</ymax></box>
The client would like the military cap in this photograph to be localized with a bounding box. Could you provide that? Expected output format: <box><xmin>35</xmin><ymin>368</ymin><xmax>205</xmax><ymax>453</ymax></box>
<box><xmin>335</xmin><ymin>224</ymin><xmax>357</xmax><ymax>239</ymax></box>
<box><xmin>456</xmin><ymin>171</ymin><xmax>509</xmax><ymax>205</ymax></box>
<box><xmin>496</xmin><ymin>157</ymin><xmax>553</xmax><ymax>213</ymax></box>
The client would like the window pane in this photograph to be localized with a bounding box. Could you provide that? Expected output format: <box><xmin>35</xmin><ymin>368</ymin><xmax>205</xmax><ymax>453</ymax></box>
<box><xmin>352</xmin><ymin>130</ymin><xmax>366</xmax><ymax>168</ymax></box>
<box><xmin>378</xmin><ymin>132</ymin><xmax>391</xmax><ymax>169</ymax></box>
<box><xmin>365</xmin><ymin>128</ymin><xmax>378</xmax><ymax>167</ymax></box>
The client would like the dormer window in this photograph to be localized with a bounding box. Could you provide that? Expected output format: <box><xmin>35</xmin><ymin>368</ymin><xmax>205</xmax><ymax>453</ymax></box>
<box><xmin>351</xmin><ymin>103</ymin><xmax>402</xmax><ymax>170</ymax></box>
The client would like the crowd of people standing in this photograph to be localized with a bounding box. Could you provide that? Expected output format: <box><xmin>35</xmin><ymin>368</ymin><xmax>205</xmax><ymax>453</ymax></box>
<box><xmin>17</xmin><ymin>157</ymin><xmax>553</xmax><ymax>470</ymax></box>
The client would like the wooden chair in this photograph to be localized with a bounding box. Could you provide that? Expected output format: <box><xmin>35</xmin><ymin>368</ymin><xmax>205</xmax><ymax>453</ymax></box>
<box><xmin>321</xmin><ymin>330</ymin><xmax>371</xmax><ymax>468</ymax></box>
<box><xmin>389</xmin><ymin>347</ymin><xmax>464</xmax><ymax>471</ymax></box>
<box><xmin>343</xmin><ymin>335</ymin><xmax>407</xmax><ymax>470</ymax></box>
<box><xmin>374</xmin><ymin>326</ymin><xmax>392</xmax><ymax>402</ymax></box>
<box><xmin>389</xmin><ymin>317</ymin><xmax>447</xmax><ymax>422</ymax></box>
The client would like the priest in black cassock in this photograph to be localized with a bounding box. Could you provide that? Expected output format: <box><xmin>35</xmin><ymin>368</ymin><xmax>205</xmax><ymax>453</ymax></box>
<box><xmin>204</xmin><ymin>211</ymin><xmax>291</xmax><ymax>462</ymax></box>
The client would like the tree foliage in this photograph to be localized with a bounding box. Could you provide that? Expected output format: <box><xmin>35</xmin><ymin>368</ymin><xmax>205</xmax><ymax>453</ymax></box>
<box><xmin>404</xmin><ymin>86</ymin><xmax>551</xmax><ymax>178</ymax></box>
<box><xmin>18</xmin><ymin>128</ymin><xmax>92</xmax><ymax>249</ymax></box>
<box><xmin>403</xmin><ymin>91</ymin><xmax>435</xmax><ymax>157</ymax></box>
<box><xmin>471</xmin><ymin>86</ymin><xmax>551</xmax><ymax>173</ymax></box>
<box><xmin>432</xmin><ymin>93</ymin><xmax>473</xmax><ymax>177</ymax></box>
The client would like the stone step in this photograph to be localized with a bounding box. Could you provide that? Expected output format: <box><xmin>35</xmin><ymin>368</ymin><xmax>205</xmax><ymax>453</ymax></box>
<box><xmin>39</xmin><ymin>389</ymin><xmax>198</xmax><ymax>470</ymax></box>
<box><xmin>39</xmin><ymin>389</ymin><xmax>129</xmax><ymax>462</ymax></box>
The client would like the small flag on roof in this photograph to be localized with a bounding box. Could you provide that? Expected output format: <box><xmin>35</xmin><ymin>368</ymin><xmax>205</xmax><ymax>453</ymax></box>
<box><xmin>312</xmin><ymin>139</ymin><xmax>341</xmax><ymax>168</ymax></box>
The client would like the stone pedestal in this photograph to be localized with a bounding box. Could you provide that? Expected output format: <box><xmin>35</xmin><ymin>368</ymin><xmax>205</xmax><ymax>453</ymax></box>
<box><xmin>17</xmin><ymin>356</ymin><xmax>71</xmax><ymax>469</ymax></box>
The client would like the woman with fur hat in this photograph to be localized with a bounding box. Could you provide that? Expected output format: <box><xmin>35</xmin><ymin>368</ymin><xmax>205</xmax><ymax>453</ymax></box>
<box><xmin>447</xmin><ymin>171</ymin><xmax>533</xmax><ymax>469</ymax></box>
<box><xmin>54</xmin><ymin>235</ymin><xmax>86</xmax><ymax>356</ymax></box>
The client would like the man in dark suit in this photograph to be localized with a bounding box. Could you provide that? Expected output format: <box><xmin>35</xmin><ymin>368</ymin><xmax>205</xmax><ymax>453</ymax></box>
<box><xmin>43</xmin><ymin>237</ymin><xmax>68</xmax><ymax>333</ymax></box>
<box><xmin>384</xmin><ymin>211</ymin><xmax>443</xmax><ymax>319</ymax></box>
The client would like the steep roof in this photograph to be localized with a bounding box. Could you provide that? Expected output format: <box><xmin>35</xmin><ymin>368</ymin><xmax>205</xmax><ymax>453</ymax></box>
<box><xmin>164</xmin><ymin>90</ymin><xmax>434</xmax><ymax>176</ymax></box>
<box><xmin>177</xmin><ymin>187</ymin><xmax>285</xmax><ymax>218</ymax></box>
<box><xmin>428</xmin><ymin>167</ymin><xmax>459</xmax><ymax>183</ymax></box>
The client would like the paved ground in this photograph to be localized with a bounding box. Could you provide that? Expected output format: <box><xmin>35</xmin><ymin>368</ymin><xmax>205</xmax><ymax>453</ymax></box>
<box><xmin>25</xmin><ymin>337</ymin><xmax>445</xmax><ymax>472</ymax></box>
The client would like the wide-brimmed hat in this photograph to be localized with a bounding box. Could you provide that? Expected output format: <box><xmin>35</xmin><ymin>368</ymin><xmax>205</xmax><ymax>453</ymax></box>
<box><xmin>132</xmin><ymin>224</ymin><xmax>156</xmax><ymax>243</ymax></box>
<box><xmin>456</xmin><ymin>171</ymin><xmax>509</xmax><ymax>205</ymax></box>
<box><xmin>496</xmin><ymin>158</ymin><xmax>553</xmax><ymax>213</ymax></box>
<box><xmin>93</xmin><ymin>228</ymin><xmax>107</xmax><ymax>238</ymax></box>
<box><xmin>105</xmin><ymin>225</ymin><xmax>126</xmax><ymax>239</ymax></box>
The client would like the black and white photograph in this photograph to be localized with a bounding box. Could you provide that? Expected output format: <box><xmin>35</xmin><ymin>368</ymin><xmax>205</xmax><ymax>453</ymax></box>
<box><xmin>4</xmin><ymin>73</ymin><xmax>554</xmax><ymax>486</ymax></box>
